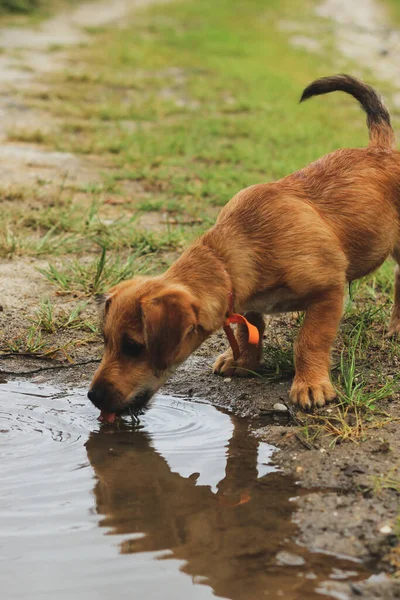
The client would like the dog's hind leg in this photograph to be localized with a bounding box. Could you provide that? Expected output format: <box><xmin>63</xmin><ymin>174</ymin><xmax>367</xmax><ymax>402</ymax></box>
<box><xmin>290</xmin><ymin>286</ymin><xmax>344</xmax><ymax>409</ymax></box>
<box><xmin>213</xmin><ymin>311</ymin><xmax>265</xmax><ymax>377</ymax></box>
<box><xmin>387</xmin><ymin>246</ymin><xmax>400</xmax><ymax>337</ymax></box>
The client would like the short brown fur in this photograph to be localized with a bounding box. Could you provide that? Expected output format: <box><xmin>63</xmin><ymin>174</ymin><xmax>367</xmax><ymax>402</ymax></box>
<box><xmin>89</xmin><ymin>75</ymin><xmax>400</xmax><ymax>413</ymax></box>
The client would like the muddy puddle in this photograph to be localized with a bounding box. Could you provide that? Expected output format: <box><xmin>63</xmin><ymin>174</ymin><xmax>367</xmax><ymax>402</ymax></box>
<box><xmin>0</xmin><ymin>380</ymin><xmax>370</xmax><ymax>599</ymax></box>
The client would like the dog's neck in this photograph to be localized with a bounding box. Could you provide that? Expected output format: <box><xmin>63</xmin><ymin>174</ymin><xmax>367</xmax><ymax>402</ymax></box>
<box><xmin>165</xmin><ymin>241</ymin><xmax>234</xmax><ymax>333</ymax></box>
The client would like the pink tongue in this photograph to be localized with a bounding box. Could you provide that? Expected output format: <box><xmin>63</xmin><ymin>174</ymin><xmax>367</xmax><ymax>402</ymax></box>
<box><xmin>98</xmin><ymin>411</ymin><xmax>116</xmax><ymax>424</ymax></box>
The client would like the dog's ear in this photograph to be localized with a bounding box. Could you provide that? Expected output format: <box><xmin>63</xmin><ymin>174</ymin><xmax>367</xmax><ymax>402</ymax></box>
<box><xmin>142</xmin><ymin>289</ymin><xmax>199</xmax><ymax>372</ymax></box>
<box><xmin>95</xmin><ymin>292</ymin><xmax>113</xmax><ymax>322</ymax></box>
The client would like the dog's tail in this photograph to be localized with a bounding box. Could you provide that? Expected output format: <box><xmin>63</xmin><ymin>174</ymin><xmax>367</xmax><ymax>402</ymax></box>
<box><xmin>300</xmin><ymin>74</ymin><xmax>395</xmax><ymax>149</ymax></box>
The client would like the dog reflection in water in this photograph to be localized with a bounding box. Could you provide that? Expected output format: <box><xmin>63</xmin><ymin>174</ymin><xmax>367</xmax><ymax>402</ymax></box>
<box><xmin>85</xmin><ymin>417</ymin><xmax>361</xmax><ymax>599</ymax></box>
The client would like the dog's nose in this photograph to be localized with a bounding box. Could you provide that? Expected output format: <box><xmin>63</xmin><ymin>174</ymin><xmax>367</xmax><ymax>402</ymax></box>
<box><xmin>88</xmin><ymin>383</ymin><xmax>119</xmax><ymax>412</ymax></box>
<box><xmin>87</xmin><ymin>388</ymin><xmax>96</xmax><ymax>402</ymax></box>
<box><xmin>87</xmin><ymin>386</ymin><xmax>106</xmax><ymax>408</ymax></box>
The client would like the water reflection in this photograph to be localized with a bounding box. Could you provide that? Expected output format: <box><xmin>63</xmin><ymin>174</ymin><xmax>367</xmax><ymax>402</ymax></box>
<box><xmin>86</xmin><ymin>406</ymin><xmax>364</xmax><ymax>600</ymax></box>
<box><xmin>0</xmin><ymin>382</ymin><xmax>366</xmax><ymax>600</ymax></box>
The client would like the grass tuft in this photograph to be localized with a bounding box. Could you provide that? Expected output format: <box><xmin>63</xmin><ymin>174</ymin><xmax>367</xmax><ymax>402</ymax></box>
<box><xmin>38</xmin><ymin>245</ymin><xmax>150</xmax><ymax>295</ymax></box>
<box><xmin>33</xmin><ymin>299</ymin><xmax>99</xmax><ymax>333</ymax></box>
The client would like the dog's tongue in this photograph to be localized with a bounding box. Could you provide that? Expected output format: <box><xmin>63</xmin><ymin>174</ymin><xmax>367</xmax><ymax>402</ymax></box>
<box><xmin>98</xmin><ymin>411</ymin><xmax>116</xmax><ymax>424</ymax></box>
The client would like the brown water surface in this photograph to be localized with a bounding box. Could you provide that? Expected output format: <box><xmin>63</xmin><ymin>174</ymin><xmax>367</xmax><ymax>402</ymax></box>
<box><xmin>0</xmin><ymin>380</ymin><xmax>368</xmax><ymax>599</ymax></box>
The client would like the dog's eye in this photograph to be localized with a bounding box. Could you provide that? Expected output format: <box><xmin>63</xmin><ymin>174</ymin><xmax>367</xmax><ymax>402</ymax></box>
<box><xmin>122</xmin><ymin>336</ymin><xmax>145</xmax><ymax>358</ymax></box>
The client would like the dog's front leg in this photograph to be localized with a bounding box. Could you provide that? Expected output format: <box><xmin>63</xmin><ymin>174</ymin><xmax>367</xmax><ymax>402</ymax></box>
<box><xmin>213</xmin><ymin>311</ymin><xmax>265</xmax><ymax>377</ymax></box>
<box><xmin>290</xmin><ymin>287</ymin><xmax>344</xmax><ymax>409</ymax></box>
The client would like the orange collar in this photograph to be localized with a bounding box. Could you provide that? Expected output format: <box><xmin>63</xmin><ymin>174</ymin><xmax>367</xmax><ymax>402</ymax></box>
<box><xmin>223</xmin><ymin>290</ymin><xmax>259</xmax><ymax>361</ymax></box>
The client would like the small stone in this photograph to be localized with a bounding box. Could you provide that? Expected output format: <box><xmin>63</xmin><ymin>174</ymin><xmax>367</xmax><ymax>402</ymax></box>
<box><xmin>366</xmin><ymin>573</ymin><xmax>390</xmax><ymax>584</ymax></box>
<box><xmin>31</xmin><ymin>375</ymin><xmax>46</xmax><ymax>384</ymax></box>
<box><xmin>350</xmin><ymin>583</ymin><xmax>363</xmax><ymax>595</ymax></box>
<box><xmin>379</xmin><ymin>525</ymin><xmax>392</xmax><ymax>534</ymax></box>
<box><xmin>373</xmin><ymin>442</ymin><xmax>390</xmax><ymax>453</ymax></box>
<box><xmin>276</xmin><ymin>551</ymin><xmax>306</xmax><ymax>567</ymax></box>
<box><xmin>343</xmin><ymin>465</ymin><xmax>366</xmax><ymax>476</ymax></box>
<box><xmin>295</xmin><ymin>466</ymin><xmax>304</xmax><ymax>474</ymax></box>
<box><xmin>224</xmin><ymin>378</ymin><xmax>231</xmax><ymax>383</ymax></box>
<box><xmin>330</xmin><ymin>568</ymin><xmax>358</xmax><ymax>581</ymax></box>
<box><xmin>273</xmin><ymin>402</ymin><xmax>288</xmax><ymax>411</ymax></box>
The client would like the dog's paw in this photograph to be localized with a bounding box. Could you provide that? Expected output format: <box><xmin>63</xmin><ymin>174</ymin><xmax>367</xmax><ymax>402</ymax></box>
<box><xmin>289</xmin><ymin>377</ymin><xmax>336</xmax><ymax>410</ymax></box>
<box><xmin>213</xmin><ymin>350</ymin><xmax>258</xmax><ymax>377</ymax></box>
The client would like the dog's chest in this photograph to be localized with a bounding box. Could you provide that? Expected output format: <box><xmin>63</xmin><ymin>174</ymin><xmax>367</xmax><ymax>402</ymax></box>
<box><xmin>244</xmin><ymin>287</ymin><xmax>306</xmax><ymax>315</ymax></box>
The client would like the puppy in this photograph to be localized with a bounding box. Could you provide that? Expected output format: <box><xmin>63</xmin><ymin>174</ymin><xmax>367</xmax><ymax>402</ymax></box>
<box><xmin>89</xmin><ymin>74</ymin><xmax>400</xmax><ymax>415</ymax></box>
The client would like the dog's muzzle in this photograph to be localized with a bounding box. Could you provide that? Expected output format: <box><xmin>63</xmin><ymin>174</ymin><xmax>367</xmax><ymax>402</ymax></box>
<box><xmin>87</xmin><ymin>385</ymin><xmax>153</xmax><ymax>415</ymax></box>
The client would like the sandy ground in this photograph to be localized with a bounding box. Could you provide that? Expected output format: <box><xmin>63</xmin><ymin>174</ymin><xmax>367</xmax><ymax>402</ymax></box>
<box><xmin>1</xmin><ymin>0</ymin><xmax>400</xmax><ymax>598</ymax></box>
<box><xmin>315</xmin><ymin>0</ymin><xmax>400</xmax><ymax>103</ymax></box>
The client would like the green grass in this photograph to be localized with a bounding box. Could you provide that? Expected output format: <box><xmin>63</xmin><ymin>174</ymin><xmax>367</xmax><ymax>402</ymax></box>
<box><xmin>337</xmin><ymin>320</ymin><xmax>398</xmax><ymax>410</ymax></box>
<box><xmin>2</xmin><ymin>322</ymin><xmax>75</xmax><ymax>359</ymax></box>
<box><xmin>373</xmin><ymin>468</ymin><xmax>400</xmax><ymax>494</ymax></box>
<box><xmin>297</xmin><ymin>304</ymin><xmax>399</xmax><ymax>446</ymax></box>
<box><xmin>0</xmin><ymin>0</ymin><xmax>41</xmax><ymax>14</ymax></box>
<box><xmin>0</xmin><ymin>0</ymin><xmax>378</xmax><ymax>261</ymax></box>
<box><xmin>2</xmin><ymin>298</ymin><xmax>100</xmax><ymax>359</ymax></box>
<box><xmin>7</xmin><ymin>128</ymin><xmax>48</xmax><ymax>144</ymax></box>
<box><xmin>23</xmin><ymin>0</ymin><xmax>371</xmax><ymax>212</ymax></box>
<box><xmin>0</xmin><ymin>190</ymin><xmax>188</xmax><ymax>258</ymax></box>
<box><xmin>38</xmin><ymin>245</ymin><xmax>151</xmax><ymax>296</ymax></box>
<box><xmin>0</xmin><ymin>0</ymin><xmax>80</xmax><ymax>21</ymax></box>
<box><xmin>33</xmin><ymin>299</ymin><xmax>99</xmax><ymax>333</ymax></box>
<box><xmin>385</xmin><ymin>0</ymin><xmax>400</xmax><ymax>24</ymax></box>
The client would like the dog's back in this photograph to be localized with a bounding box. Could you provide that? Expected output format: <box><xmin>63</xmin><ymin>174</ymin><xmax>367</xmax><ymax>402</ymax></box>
<box><xmin>214</xmin><ymin>76</ymin><xmax>400</xmax><ymax>283</ymax></box>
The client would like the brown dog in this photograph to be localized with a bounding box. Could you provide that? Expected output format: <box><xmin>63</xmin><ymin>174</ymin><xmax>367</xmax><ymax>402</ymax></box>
<box><xmin>88</xmin><ymin>75</ymin><xmax>400</xmax><ymax>414</ymax></box>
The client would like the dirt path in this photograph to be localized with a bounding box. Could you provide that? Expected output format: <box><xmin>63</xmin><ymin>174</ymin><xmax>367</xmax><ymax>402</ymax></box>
<box><xmin>316</xmin><ymin>0</ymin><xmax>400</xmax><ymax>99</ymax></box>
<box><xmin>282</xmin><ymin>0</ymin><xmax>400</xmax><ymax>106</ymax></box>
<box><xmin>0</xmin><ymin>0</ymin><xmax>169</xmax><ymax>189</ymax></box>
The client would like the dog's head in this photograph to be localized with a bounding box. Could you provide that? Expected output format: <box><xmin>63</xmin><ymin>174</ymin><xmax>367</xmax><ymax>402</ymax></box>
<box><xmin>88</xmin><ymin>277</ymin><xmax>207</xmax><ymax>415</ymax></box>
